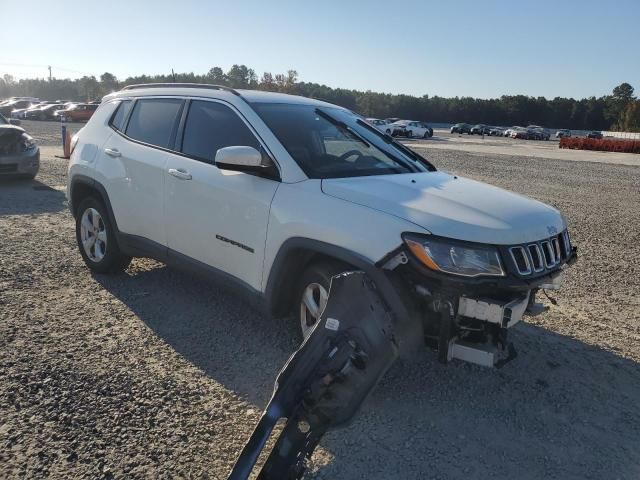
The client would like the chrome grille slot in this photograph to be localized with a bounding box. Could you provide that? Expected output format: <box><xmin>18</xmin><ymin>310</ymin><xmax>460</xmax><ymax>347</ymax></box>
<box><xmin>509</xmin><ymin>246</ymin><xmax>532</xmax><ymax>275</ymax></box>
<box><xmin>562</xmin><ymin>230</ymin><xmax>571</xmax><ymax>256</ymax></box>
<box><xmin>527</xmin><ymin>244</ymin><xmax>544</xmax><ymax>272</ymax></box>
<box><xmin>552</xmin><ymin>237</ymin><xmax>561</xmax><ymax>261</ymax></box>
<box><xmin>541</xmin><ymin>240</ymin><xmax>557</xmax><ymax>267</ymax></box>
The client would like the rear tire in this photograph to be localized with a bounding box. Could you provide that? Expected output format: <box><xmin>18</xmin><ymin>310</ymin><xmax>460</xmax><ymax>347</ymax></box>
<box><xmin>75</xmin><ymin>197</ymin><xmax>131</xmax><ymax>273</ymax></box>
<box><xmin>295</xmin><ymin>261</ymin><xmax>349</xmax><ymax>340</ymax></box>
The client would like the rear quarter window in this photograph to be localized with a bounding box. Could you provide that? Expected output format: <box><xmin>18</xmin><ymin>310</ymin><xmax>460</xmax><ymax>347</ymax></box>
<box><xmin>125</xmin><ymin>98</ymin><xmax>183</xmax><ymax>148</ymax></box>
<box><xmin>109</xmin><ymin>100</ymin><xmax>132</xmax><ymax>132</ymax></box>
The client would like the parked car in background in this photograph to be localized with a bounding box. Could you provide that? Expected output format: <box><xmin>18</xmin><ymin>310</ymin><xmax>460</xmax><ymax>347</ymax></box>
<box><xmin>527</xmin><ymin>128</ymin><xmax>550</xmax><ymax>141</ymax></box>
<box><xmin>0</xmin><ymin>113</ymin><xmax>39</xmax><ymax>179</ymax></box>
<box><xmin>0</xmin><ymin>97</ymin><xmax>39</xmax><ymax>107</ymax></box>
<box><xmin>56</xmin><ymin>103</ymin><xmax>99</xmax><ymax>122</ymax></box>
<box><xmin>450</xmin><ymin>123</ymin><xmax>471</xmax><ymax>134</ymax></box>
<box><xmin>10</xmin><ymin>104</ymin><xmax>39</xmax><ymax>119</ymax></box>
<box><xmin>25</xmin><ymin>103</ymin><xmax>66</xmax><ymax>120</ymax></box>
<box><xmin>388</xmin><ymin>120</ymin><xmax>410</xmax><ymax>137</ymax></box>
<box><xmin>510</xmin><ymin>127</ymin><xmax>529</xmax><ymax>139</ymax></box>
<box><xmin>505</xmin><ymin>126</ymin><xmax>527</xmax><ymax>138</ymax></box>
<box><xmin>470</xmin><ymin>124</ymin><xmax>491</xmax><ymax>135</ymax></box>
<box><xmin>11</xmin><ymin>101</ymin><xmax>58</xmax><ymax>119</ymax></box>
<box><xmin>404</xmin><ymin>121</ymin><xmax>433</xmax><ymax>138</ymax></box>
<box><xmin>555</xmin><ymin>129</ymin><xmax>571</xmax><ymax>138</ymax></box>
<box><xmin>527</xmin><ymin>126</ymin><xmax>550</xmax><ymax>141</ymax></box>
<box><xmin>527</xmin><ymin>129</ymin><xmax>541</xmax><ymax>140</ymax></box>
<box><xmin>587</xmin><ymin>131</ymin><xmax>603</xmax><ymax>139</ymax></box>
<box><xmin>53</xmin><ymin>103</ymin><xmax>78</xmax><ymax>121</ymax></box>
<box><xmin>489</xmin><ymin>127</ymin><xmax>505</xmax><ymax>136</ymax></box>
<box><xmin>366</xmin><ymin>118</ymin><xmax>394</xmax><ymax>135</ymax></box>
<box><xmin>0</xmin><ymin>99</ymin><xmax>39</xmax><ymax>117</ymax></box>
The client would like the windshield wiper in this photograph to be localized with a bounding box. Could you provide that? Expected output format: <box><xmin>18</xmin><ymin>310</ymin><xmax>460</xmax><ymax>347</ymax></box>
<box><xmin>315</xmin><ymin>109</ymin><xmax>370</xmax><ymax>148</ymax></box>
<box><xmin>356</xmin><ymin>119</ymin><xmax>437</xmax><ymax>172</ymax></box>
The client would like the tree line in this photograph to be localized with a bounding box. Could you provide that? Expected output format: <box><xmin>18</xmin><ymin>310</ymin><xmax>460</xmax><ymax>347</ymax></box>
<box><xmin>1</xmin><ymin>66</ymin><xmax>638</xmax><ymax>131</ymax></box>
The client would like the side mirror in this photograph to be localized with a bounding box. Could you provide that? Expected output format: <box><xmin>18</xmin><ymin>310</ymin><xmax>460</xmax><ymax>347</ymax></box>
<box><xmin>9</xmin><ymin>118</ymin><xmax>21</xmax><ymax>126</ymax></box>
<box><xmin>215</xmin><ymin>146</ymin><xmax>269</xmax><ymax>173</ymax></box>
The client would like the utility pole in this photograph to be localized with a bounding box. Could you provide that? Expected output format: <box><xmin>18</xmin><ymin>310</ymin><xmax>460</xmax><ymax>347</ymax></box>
<box><xmin>171</xmin><ymin>68</ymin><xmax>176</xmax><ymax>82</ymax></box>
<box><xmin>48</xmin><ymin>65</ymin><xmax>52</xmax><ymax>81</ymax></box>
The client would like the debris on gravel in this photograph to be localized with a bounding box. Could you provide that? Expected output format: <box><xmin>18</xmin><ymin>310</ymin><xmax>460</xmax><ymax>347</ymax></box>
<box><xmin>1</xmin><ymin>123</ymin><xmax>639</xmax><ymax>479</ymax></box>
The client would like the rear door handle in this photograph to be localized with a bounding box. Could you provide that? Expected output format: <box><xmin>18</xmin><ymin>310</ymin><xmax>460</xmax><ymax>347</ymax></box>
<box><xmin>168</xmin><ymin>168</ymin><xmax>192</xmax><ymax>180</ymax></box>
<box><xmin>104</xmin><ymin>147</ymin><xmax>121</xmax><ymax>158</ymax></box>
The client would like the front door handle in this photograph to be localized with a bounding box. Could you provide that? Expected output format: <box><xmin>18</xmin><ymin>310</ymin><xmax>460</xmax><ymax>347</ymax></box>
<box><xmin>168</xmin><ymin>168</ymin><xmax>192</xmax><ymax>180</ymax></box>
<box><xmin>104</xmin><ymin>147</ymin><xmax>121</xmax><ymax>158</ymax></box>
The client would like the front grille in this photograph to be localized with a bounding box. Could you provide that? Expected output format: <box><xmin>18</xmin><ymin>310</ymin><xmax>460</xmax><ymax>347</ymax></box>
<box><xmin>0</xmin><ymin>164</ymin><xmax>18</xmax><ymax>173</ymax></box>
<box><xmin>508</xmin><ymin>230</ymin><xmax>571</xmax><ymax>276</ymax></box>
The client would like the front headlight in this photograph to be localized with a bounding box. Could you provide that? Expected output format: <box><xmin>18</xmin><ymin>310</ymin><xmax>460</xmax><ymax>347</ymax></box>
<box><xmin>21</xmin><ymin>134</ymin><xmax>36</xmax><ymax>152</ymax></box>
<box><xmin>403</xmin><ymin>234</ymin><xmax>505</xmax><ymax>277</ymax></box>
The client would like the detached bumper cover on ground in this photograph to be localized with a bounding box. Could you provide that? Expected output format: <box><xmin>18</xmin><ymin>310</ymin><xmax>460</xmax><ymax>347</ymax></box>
<box><xmin>228</xmin><ymin>272</ymin><xmax>407</xmax><ymax>480</ymax></box>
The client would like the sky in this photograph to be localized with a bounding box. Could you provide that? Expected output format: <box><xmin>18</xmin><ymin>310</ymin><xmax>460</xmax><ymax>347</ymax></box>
<box><xmin>3</xmin><ymin>0</ymin><xmax>639</xmax><ymax>99</ymax></box>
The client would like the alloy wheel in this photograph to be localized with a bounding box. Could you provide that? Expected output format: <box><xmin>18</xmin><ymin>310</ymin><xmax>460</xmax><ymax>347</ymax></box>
<box><xmin>80</xmin><ymin>208</ymin><xmax>107</xmax><ymax>262</ymax></box>
<box><xmin>299</xmin><ymin>282</ymin><xmax>328</xmax><ymax>338</ymax></box>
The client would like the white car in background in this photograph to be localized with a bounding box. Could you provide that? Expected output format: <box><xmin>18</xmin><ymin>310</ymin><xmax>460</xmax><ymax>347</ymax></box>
<box><xmin>503</xmin><ymin>126</ymin><xmax>524</xmax><ymax>138</ymax></box>
<box><xmin>365</xmin><ymin>118</ymin><xmax>394</xmax><ymax>135</ymax></box>
<box><xmin>404</xmin><ymin>121</ymin><xmax>433</xmax><ymax>138</ymax></box>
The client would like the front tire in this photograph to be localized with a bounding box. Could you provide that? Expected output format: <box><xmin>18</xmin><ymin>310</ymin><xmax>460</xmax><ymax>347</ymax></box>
<box><xmin>296</xmin><ymin>262</ymin><xmax>349</xmax><ymax>340</ymax></box>
<box><xmin>75</xmin><ymin>197</ymin><xmax>131</xmax><ymax>273</ymax></box>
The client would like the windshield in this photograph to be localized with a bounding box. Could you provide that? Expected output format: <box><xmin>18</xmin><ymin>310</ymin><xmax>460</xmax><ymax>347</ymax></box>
<box><xmin>251</xmin><ymin>103</ymin><xmax>432</xmax><ymax>179</ymax></box>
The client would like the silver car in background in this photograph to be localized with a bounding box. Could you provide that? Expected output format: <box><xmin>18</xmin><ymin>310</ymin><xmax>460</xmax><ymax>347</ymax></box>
<box><xmin>0</xmin><ymin>114</ymin><xmax>40</xmax><ymax>179</ymax></box>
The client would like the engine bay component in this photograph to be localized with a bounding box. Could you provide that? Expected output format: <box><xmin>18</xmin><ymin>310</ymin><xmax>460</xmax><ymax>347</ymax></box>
<box><xmin>227</xmin><ymin>272</ymin><xmax>400</xmax><ymax>480</ymax></box>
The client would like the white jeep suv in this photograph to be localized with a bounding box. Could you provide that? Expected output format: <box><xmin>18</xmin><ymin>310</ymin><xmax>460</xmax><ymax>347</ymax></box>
<box><xmin>67</xmin><ymin>84</ymin><xmax>576</xmax><ymax>366</ymax></box>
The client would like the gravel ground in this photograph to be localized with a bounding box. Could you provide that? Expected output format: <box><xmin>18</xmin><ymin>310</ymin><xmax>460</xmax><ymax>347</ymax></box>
<box><xmin>1</xmin><ymin>121</ymin><xmax>639</xmax><ymax>479</ymax></box>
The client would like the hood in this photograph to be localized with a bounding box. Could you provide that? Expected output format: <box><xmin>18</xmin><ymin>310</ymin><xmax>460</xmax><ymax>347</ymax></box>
<box><xmin>0</xmin><ymin>124</ymin><xmax>25</xmax><ymax>142</ymax></box>
<box><xmin>321</xmin><ymin>172</ymin><xmax>566</xmax><ymax>245</ymax></box>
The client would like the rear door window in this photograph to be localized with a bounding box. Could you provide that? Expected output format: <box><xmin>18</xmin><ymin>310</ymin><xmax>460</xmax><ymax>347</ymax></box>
<box><xmin>125</xmin><ymin>98</ymin><xmax>183</xmax><ymax>148</ymax></box>
<box><xmin>180</xmin><ymin>100</ymin><xmax>260</xmax><ymax>163</ymax></box>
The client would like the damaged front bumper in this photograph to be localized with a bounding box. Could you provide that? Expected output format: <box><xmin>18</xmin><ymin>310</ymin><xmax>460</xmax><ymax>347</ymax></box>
<box><xmin>0</xmin><ymin>125</ymin><xmax>40</xmax><ymax>177</ymax></box>
<box><xmin>0</xmin><ymin>148</ymin><xmax>40</xmax><ymax>176</ymax></box>
<box><xmin>378</xmin><ymin>240</ymin><xmax>577</xmax><ymax>368</ymax></box>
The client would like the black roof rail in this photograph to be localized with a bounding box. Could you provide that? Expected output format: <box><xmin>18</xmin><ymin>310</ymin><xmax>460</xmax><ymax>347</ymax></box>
<box><xmin>121</xmin><ymin>83</ymin><xmax>241</xmax><ymax>97</ymax></box>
